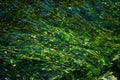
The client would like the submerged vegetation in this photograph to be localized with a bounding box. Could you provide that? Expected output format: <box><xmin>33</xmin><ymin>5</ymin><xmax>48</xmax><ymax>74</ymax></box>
<box><xmin>0</xmin><ymin>0</ymin><xmax>120</xmax><ymax>80</ymax></box>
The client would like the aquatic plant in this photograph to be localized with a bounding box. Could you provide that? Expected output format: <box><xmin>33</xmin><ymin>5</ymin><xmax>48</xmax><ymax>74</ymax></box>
<box><xmin>0</xmin><ymin>0</ymin><xmax>120</xmax><ymax>80</ymax></box>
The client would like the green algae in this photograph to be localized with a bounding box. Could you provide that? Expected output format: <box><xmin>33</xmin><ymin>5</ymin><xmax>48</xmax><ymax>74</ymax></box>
<box><xmin>0</xmin><ymin>0</ymin><xmax>120</xmax><ymax>80</ymax></box>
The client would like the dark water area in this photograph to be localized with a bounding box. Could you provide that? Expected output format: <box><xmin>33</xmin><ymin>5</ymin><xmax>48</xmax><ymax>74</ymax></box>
<box><xmin>0</xmin><ymin>0</ymin><xmax>120</xmax><ymax>80</ymax></box>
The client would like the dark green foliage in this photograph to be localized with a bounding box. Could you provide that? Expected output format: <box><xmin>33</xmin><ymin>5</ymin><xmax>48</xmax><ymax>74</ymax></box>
<box><xmin>0</xmin><ymin>0</ymin><xmax>120</xmax><ymax>80</ymax></box>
